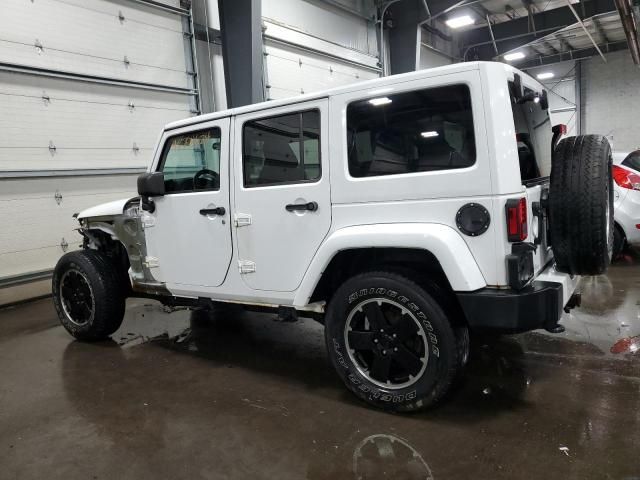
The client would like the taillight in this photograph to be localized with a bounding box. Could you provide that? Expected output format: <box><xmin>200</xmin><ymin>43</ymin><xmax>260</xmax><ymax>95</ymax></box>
<box><xmin>613</xmin><ymin>165</ymin><xmax>640</xmax><ymax>191</ymax></box>
<box><xmin>506</xmin><ymin>198</ymin><xmax>528</xmax><ymax>242</ymax></box>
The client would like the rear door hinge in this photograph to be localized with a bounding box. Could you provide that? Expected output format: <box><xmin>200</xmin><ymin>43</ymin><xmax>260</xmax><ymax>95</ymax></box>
<box><xmin>238</xmin><ymin>260</ymin><xmax>256</xmax><ymax>274</ymax></box>
<box><xmin>234</xmin><ymin>213</ymin><xmax>252</xmax><ymax>227</ymax></box>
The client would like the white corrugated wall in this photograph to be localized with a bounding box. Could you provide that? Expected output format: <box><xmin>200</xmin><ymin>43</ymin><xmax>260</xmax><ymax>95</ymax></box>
<box><xmin>261</xmin><ymin>0</ymin><xmax>380</xmax><ymax>100</ymax></box>
<box><xmin>0</xmin><ymin>0</ymin><xmax>197</xmax><ymax>304</ymax></box>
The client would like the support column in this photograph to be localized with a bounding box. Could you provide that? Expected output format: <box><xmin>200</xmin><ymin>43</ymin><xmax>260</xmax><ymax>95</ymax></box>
<box><xmin>387</xmin><ymin>0</ymin><xmax>424</xmax><ymax>74</ymax></box>
<box><xmin>218</xmin><ymin>0</ymin><xmax>264</xmax><ymax>107</ymax></box>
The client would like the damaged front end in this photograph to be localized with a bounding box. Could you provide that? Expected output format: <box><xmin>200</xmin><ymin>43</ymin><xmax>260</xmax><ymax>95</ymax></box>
<box><xmin>76</xmin><ymin>197</ymin><xmax>171</xmax><ymax>297</ymax></box>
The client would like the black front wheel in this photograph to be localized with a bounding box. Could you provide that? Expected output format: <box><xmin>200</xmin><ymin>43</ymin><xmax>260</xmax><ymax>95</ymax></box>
<box><xmin>325</xmin><ymin>272</ymin><xmax>463</xmax><ymax>412</ymax></box>
<box><xmin>52</xmin><ymin>250</ymin><xmax>126</xmax><ymax>341</ymax></box>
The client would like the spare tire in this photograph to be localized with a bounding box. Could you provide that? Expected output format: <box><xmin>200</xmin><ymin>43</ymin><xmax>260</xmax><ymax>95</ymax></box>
<box><xmin>548</xmin><ymin>135</ymin><xmax>613</xmax><ymax>275</ymax></box>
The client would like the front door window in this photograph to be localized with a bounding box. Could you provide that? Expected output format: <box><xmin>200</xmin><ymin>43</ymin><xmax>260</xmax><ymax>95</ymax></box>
<box><xmin>159</xmin><ymin>128</ymin><xmax>222</xmax><ymax>193</ymax></box>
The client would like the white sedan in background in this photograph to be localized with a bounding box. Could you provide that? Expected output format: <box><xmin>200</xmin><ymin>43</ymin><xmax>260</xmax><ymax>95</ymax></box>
<box><xmin>613</xmin><ymin>150</ymin><xmax>640</xmax><ymax>257</ymax></box>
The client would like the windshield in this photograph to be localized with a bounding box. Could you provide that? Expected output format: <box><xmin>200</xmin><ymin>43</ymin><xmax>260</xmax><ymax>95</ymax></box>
<box><xmin>510</xmin><ymin>84</ymin><xmax>553</xmax><ymax>185</ymax></box>
<box><xmin>622</xmin><ymin>151</ymin><xmax>640</xmax><ymax>173</ymax></box>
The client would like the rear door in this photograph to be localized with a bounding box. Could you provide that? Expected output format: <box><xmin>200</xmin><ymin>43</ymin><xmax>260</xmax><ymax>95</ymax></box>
<box><xmin>233</xmin><ymin>99</ymin><xmax>331</xmax><ymax>292</ymax></box>
<box><xmin>510</xmin><ymin>85</ymin><xmax>554</xmax><ymax>274</ymax></box>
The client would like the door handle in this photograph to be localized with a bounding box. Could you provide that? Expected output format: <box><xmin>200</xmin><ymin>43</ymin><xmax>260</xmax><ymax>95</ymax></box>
<box><xmin>199</xmin><ymin>207</ymin><xmax>226</xmax><ymax>216</ymax></box>
<box><xmin>285</xmin><ymin>201</ymin><xmax>318</xmax><ymax>212</ymax></box>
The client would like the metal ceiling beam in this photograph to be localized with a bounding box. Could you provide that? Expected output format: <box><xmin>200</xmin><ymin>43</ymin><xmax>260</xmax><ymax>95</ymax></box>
<box><xmin>613</xmin><ymin>0</ymin><xmax>640</xmax><ymax>64</ymax></box>
<box><xmin>557</xmin><ymin>34</ymin><xmax>574</xmax><ymax>52</ymax></box>
<box><xmin>460</xmin><ymin>0</ymin><xmax>616</xmax><ymax>59</ymax></box>
<box><xmin>566</xmin><ymin>0</ymin><xmax>607</xmax><ymax>62</ymax></box>
<box><xmin>544</xmin><ymin>39</ymin><xmax>561</xmax><ymax>54</ymax></box>
<box><xmin>517</xmin><ymin>38</ymin><xmax>627</xmax><ymax>67</ymax></box>
<box><xmin>418</xmin><ymin>0</ymin><xmax>489</xmax><ymax>24</ymax></box>
<box><xmin>469</xmin><ymin>2</ymin><xmax>494</xmax><ymax>17</ymax></box>
<box><xmin>462</xmin><ymin>25</ymin><xmax>567</xmax><ymax>59</ymax></box>
<box><xmin>592</xmin><ymin>17</ymin><xmax>611</xmax><ymax>43</ymax></box>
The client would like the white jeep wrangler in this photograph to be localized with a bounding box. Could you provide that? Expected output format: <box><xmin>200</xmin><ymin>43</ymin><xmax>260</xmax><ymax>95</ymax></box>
<box><xmin>52</xmin><ymin>62</ymin><xmax>612</xmax><ymax>411</ymax></box>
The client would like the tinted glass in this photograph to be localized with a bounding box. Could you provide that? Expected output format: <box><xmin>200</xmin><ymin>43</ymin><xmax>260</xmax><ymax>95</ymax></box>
<box><xmin>159</xmin><ymin>128</ymin><xmax>221</xmax><ymax>194</ymax></box>
<box><xmin>622</xmin><ymin>151</ymin><xmax>640</xmax><ymax>172</ymax></box>
<box><xmin>243</xmin><ymin>110</ymin><xmax>320</xmax><ymax>187</ymax></box>
<box><xmin>346</xmin><ymin>85</ymin><xmax>476</xmax><ymax>178</ymax></box>
<box><xmin>510</xmin><ymin>86</ymin><xmax>553</xmax><ymax>183</ymax></box>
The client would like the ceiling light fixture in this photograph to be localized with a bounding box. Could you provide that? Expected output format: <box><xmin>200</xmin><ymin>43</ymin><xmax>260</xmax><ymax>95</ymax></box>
<box><xmin>421</xmin><ymin>131</ymin><xmax>439</xmax><ymax>138</ymax></box>
<box><xmin>445</xmin><ymin>15</ymin><xmax>475</xmax><ymax>28</ymax></box>
<box><xmin>537</xmin><ymin>72</ymin><xmax>554</xmax><ymax>80</ymax></box>
<box><xmin>504</xmin><ymin>51</ymin><xmax>525</xmax><ymax>61</ymax></box>
<box><xmin>368</xmin><ymin>97</ymin><xmax>392</xmax><ymax>106</ymax></box>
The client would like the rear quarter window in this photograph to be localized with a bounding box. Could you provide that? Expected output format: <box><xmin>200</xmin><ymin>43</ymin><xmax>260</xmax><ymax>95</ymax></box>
<box><xmin>346</xmin><ymin>84</ymin><xmax>476</xmax><ymax>178</ymax></box>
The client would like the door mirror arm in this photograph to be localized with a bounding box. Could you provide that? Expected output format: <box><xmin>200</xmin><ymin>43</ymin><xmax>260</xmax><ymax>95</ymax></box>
<box><xmin>141</xmin><ymin>196</ymin><xmax>156</xmax><ymax>213</ymax></box>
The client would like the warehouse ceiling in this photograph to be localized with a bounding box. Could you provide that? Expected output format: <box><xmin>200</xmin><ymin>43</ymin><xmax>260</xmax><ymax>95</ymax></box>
<box><xmin>500</xmin><ymin>10</ymin><xmax>629</xmax><ymax>66</ymax></box>
<box><xmin>408</xmin><ymin>0</ymin><xmax>640</xmax><ymax>66</ymax></box>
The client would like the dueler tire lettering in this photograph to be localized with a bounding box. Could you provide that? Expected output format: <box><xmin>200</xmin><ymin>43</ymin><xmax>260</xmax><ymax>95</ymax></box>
<box><xmin>324</xmin><ymin>271</ymin><xmax>463</xmax><ymax>412</ymax></box>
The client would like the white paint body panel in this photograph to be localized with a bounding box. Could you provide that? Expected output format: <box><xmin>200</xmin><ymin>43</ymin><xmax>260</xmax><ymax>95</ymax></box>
<box><xmin>77</xmin><ymin>198</ymin><xmax>133</xmax><ymax>219</ymax></box>
<box><xmin>293</xmin><ymin>223</ymin><xmax>486</xmax><ymax>306</ymax></box>
<box><xmin>537</xmin><ymin>263</ymin><xmax>580</xmax><ymax>309</ymax></box>
<box><xmin>233</xmin><ymin>99</ymin><xmax>332</xmax><ymax>292</ymax></box>
<box><xmin>82</xmin><ymin>62</ymin><xmax>577</xmax><ymax>310</ymax></box>
<box><xmin>612</xmin><ymin>161</ymin><xmax>640</xmax><ymax>246</ymax></box>
<box><xmin>145</xmin><ymin>118</ymin><xmax>233</xmax><ymax>288</ymax></box>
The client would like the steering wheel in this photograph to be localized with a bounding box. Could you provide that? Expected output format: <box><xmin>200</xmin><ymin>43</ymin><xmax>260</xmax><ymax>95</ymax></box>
<box><xmin>193</xmin><ymin>169</ymin><xmax>219</xmax><ymax>190</ymax></box>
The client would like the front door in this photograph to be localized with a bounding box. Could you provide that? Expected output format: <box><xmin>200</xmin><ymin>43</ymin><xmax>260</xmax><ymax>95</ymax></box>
<box><xmin>145</xmin><ymin>118</ymin><xmax>232</xmax><ymax>289</ymax></box>
<box><xmin>233</xmin><ymin>99</ymin><xmax>331</xmax><ymax>292</ymax></box>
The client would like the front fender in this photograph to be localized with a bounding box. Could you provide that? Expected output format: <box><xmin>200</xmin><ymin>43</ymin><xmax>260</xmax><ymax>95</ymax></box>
<box><xmin>293</xmin><ymin>223</ymin><xmax>487</xmax><ymax>306</ymax></box>
<box><xmin>77</xmin><ymin>197</ymin><xmax>137</xmax><ymax>220</ymax></box>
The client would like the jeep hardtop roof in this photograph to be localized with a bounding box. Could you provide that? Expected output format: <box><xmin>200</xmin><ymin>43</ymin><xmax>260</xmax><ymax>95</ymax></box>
<box><xmin>165</xmin><ymin>61</ymin><xmax>542</xmax><ymax>132</ymax></box>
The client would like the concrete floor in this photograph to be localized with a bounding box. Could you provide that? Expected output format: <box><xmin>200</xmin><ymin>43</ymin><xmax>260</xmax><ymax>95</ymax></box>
<box><xmin>1</xmin><ymin>260</ymin><xmax>639</xmax><ymax>480</ymax></box>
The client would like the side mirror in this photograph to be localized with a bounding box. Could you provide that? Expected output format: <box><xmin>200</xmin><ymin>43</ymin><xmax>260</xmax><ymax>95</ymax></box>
<box><xmin>137</xmin><ymin>172</ymin><xmax>164</xmax><ymax>213</ymax></box>
<box><xmin>137</xmin><ymin>172</ymin><xmax>165</xmax><ymax>197</ymax></box>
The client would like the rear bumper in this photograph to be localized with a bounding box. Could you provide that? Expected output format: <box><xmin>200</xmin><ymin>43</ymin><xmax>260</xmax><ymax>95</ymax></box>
<box><xmin>456</xmin><ymin>264</ymin><xmax>580</xmax><ymax>333</ymax></box>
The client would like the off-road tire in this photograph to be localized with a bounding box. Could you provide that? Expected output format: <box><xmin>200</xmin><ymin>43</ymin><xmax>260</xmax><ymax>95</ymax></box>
<box><xmin>324</xmin><ymin>271</ymin><xmax>461</xmax><ymax>412</ymax></box>
<box><xmin>52</xmin><ymin>250</ymin><xmax>126</xmax><ymax>341</ymax></box>
<box><xmin>549</xmin><ymin>135</ymin><xmax>613</xmax><ymax>275</ymax></box>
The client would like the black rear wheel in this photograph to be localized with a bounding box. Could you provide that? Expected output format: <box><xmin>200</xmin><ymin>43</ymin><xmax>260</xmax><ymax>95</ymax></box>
<box><xmin>53</xmin><ymin>250</ymin><xmax>126</xmax><ymax>341</ymax></box>
<box><xmin>325</xmin><ymin>271</ymin><xmax>463</xmax><ymax>412</ymax></box>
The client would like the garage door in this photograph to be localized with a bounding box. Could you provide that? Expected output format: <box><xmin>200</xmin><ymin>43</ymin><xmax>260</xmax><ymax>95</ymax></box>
<box><xmin>261</xmin><ymin>0</ymin><xmax>380</xmax><ymax>100</ymax></box>
<box><xmin>0</xmin><ymin>0</ymin><xmax>198</xmax><ymax>302</ymax></box>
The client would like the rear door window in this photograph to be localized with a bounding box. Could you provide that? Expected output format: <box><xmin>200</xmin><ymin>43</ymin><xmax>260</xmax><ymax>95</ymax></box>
<box><xmin>242</xmin><ymin>110</ymin><xmax>321</xmax><ymax>187</ymax></box>
<box><xmin>510</xmin><ymin>86</ymin><xmax>553</xmax><ymax>184</ymax></box>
